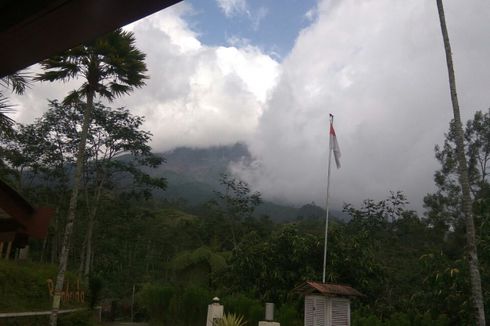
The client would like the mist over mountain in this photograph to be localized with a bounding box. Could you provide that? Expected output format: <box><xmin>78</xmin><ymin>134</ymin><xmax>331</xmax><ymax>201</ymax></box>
<box><xmin>145</xmin><ymin>143</ymin><xmax>349</xmax><ymax>222</ymax></box>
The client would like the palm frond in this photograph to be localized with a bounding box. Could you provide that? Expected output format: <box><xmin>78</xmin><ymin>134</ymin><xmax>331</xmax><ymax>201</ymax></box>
<box><xmin>0</xmin><ymin>93</ymin><xmax>16</xmax><ymax>137</ymax></box>
<box><xmin>0</xmin><ymin>71</ymin><xmax>31</xmax><ymax>95</ymax></box>
<box><xmin>36</xmin><ymin>28</ymin><xmax>148</xmax><ymax>103</ymax></box>
<box><xmin>214</xmin><ymin>313</ymin><xmax>247</xmax><ymax>326</ymax></box>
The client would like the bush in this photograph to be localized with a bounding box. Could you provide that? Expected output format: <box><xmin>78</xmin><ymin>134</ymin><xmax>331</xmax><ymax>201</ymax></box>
<box><xmin>137</xmin><ymin>283</ymin><xmax>211</xmax><ymax>326</ymax></box>
<box><xmin>214</xmin><ymin>313</ymin><xmax>246</xmax><ymax>326</ymax></box>
<box><xmin>222</xmin><ymin>294</ymin><xmax>263</xmax><ymax>325</ymax></box>
<box><xmin>351</xmin><ymin>310</ymin><xmax>451</xmax><ymax>326</ymax></box>
<box><xmin>137</xmin><ymin>283</ymin><xmax>175</xmax><ymax>324</ymax></box>
<box><xmin>177</xmin><ymin>286</ymin><xmax>211</xmax><ymax>326</ymax></box>
<box><xmin>0</xmin><ymin>260</ymin><xmax>87</xmax><ymax>313</ymax></box>
<box><xmin>277</xmin><ymin>303</ymin><xmax>301</xmax><ymax>326</ymax></box>
<box><xmin>88</xmin><ymin>275</ymin><xmax>103</xmax><ymax>309</ymax></box>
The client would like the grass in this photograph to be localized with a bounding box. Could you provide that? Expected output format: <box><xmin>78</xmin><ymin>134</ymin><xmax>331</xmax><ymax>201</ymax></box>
<box><xmin>0</xmin><ymin>259</ymin><xmax>87</xmax><ymax>313</ymax></box>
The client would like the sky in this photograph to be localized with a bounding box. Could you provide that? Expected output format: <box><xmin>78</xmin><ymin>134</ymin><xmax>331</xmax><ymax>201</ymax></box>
<box><xmin>9</xmin><ymin>0</ymin><xmax>490</xmax><ymax>213</ymax></box>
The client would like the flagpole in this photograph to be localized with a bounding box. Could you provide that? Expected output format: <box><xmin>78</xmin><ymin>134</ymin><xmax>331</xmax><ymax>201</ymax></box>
<box><xmin>322</xmin><ymin>114</ymin><xmax>334</xmax><ymax>284</ymax></box>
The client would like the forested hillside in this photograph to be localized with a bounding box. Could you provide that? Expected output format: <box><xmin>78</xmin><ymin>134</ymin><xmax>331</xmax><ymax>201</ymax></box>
<box><xmin>1</xmin><ymin>110</ymin><xmax>490</xmax><ymax>325</ymax></box>
<box><xmin>143</xmin><ymin>143</ymin><xmax>348</xmax><ymax>222</ymax></box>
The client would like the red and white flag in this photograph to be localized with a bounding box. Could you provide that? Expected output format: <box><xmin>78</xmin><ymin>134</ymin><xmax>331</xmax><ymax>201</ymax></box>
<box><xmin>330</xmin><ymin>122</ymin><xmax>341</xmax><ymax>169</ymax></box>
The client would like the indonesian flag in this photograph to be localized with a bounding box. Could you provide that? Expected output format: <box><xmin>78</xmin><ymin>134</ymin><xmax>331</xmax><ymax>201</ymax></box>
<box><xmin>330</xmin><ymin>122</ymin><xmax>341</xmax><ymax>169</ymax></box>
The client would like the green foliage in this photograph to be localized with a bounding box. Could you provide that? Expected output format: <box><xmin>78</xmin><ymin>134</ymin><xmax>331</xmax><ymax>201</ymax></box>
<box><xmin>7</xmin><ymin>117</ymin><xmax>490</xmax><ymax>324</ymax></box>
<box><xmin>137</xmin><ymin>283</ymin><xmax>175</xmax><ymax>324</ymax></box>
<box><xmin>170</xmin><ymin>246</ymin><xmax>227</xmax><ymax>287</ymax></box>
<box><xmin>0</xmin><ymin>72</ymin><xmax>30</xmax><ymax>138</ymax></box>
<box><xmin>214</xmin><ymin>313</ymin><xmax>247</xmax><ymax>326</ymax></box>
<box><xmin>0</xmin><ymin>260</ymin><xmax>85</xmax><ymax>313</ymax></box>
<box><xmin>87</xmin><ymin>275</ymin><xmax>103</xmax><ymax>309</ymax></box>
<box><xmin>222</xmin><ymin>294</ymin><xmax>263</xmax><ymax>325</ymax></box>
<box><xmin>213</xmin><ymin>174</ymin><xmax>262</xmax><ymax>249</ymax></box>
<box><xmin>35</xmin><ymin>29</ymin><xmax>147</xmax><ymax>102</ymax></box>
<box><xmin>276</xmin><ymin>303</ymin><xmax>302</xmax><ymax>326</ymax></box>
<box><xmin>137</xmin><ymin>283</ymin><xmax>210</xmax><ymax>326</ymax></box>
<box><xmin>425</xmin><ymin>109</ymin><xmax>490</xmax><ymax>229</ymax></box>
<box><xmin>352</xmin><ymin>311</ymin><xmax>450</xmax><ymax>326</ymax></box>
<box><xmin>179</xmin><ymin>286</ymin><xmax>211</xmax><ymax>326</ymax></box>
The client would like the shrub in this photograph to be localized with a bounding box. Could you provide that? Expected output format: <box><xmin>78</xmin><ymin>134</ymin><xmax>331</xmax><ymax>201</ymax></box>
<box><xmin>137</xmin><ymin>283</ymin><xmax>175</xmax><ymax>324</ymax></box>
<box><xmin>214</xmin><ymin>313</ymin><xmax>247</xmax><ymax>326</ymax></box>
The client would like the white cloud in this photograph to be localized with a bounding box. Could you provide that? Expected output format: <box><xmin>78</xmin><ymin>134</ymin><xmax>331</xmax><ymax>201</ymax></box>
<box><xmin>215</xmin><ymin>0</ymin><xmax>267</xmax><ymax>32</ymax></box>
<box><xmin>112</xmin><ymin>3</ymin><xmax>280</xmax><ymax>151</ymax></box>
<box><xmin>251</xmin><ymin>6</ymin><xmax>268</xmax><ymax>31</ymax></box>
<box><xmin>216</xmin><ymin>0</ymin><xmax>248</xmax><ymax>17</ymax></box>
<box><xmin>232</xmin><ymin>0</ymin><xmax>490</xmax><ymax>212</ymax></box>
<box><xmin>12</xmin><ymin>2</ymin><xmax>280</xmax><ymax>153</ymax></box>
<box><xmin>10</xmin><ymin>0</ymin><xmax>490</xmax><ymax>213</ymax></box>
<box><xmin>304</xmin><ymin>8</ymin><xmax>317</xmax><ymax>22</ymax></box>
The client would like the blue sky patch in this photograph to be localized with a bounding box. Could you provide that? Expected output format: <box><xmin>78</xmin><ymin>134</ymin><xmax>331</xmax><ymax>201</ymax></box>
<box><xmin>186</xmin><ymin>0</ymin><xmax>317</xmax><ymax>59</ymax></box>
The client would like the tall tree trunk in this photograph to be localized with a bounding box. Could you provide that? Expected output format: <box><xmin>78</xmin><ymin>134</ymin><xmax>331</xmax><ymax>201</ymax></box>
<box><xmin>83</xmin><ymin>176</ymin><xmax>105</xmax><ymax>279</ymax></box>
<box><xmin>40</xmin><ymin>235</ymin><xmax>48</xmax><ymax>263</ymax></box>
<box><xmin>83</xmin><ymin>215</ymin><xmax>95</xmax><ymax>278</ymax></box>
<box><xmin>49</xmin><ymin>91</ymin><xmax>95</xmax><ymax>326</ymax></box>
<box><xmin>50</xmin><ymin>211</ymin><xmax>58</xmax><ymax>264</ymax></box>
<box><xmin>78</xmin><ymin>235</ymin><xmax>86</xmax><ymax>276</ymax></box>
<box><xmin>436</xmin><ymin>1</ymin><xmax>486</xmax><ymax>324</ymax></box>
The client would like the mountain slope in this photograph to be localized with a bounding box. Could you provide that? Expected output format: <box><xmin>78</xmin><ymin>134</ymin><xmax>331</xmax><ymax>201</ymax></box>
<box><xmin>145</xmin><ymin>143</ymin><xmax>349</xmax><ymax>222</ymax></box>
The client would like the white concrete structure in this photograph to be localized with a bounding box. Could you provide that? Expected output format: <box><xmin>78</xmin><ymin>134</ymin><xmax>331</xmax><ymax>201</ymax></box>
<box><xmin>206</xmin><ymin>297</ymin><xmax>224</xmax><ymax>326</ymax></box>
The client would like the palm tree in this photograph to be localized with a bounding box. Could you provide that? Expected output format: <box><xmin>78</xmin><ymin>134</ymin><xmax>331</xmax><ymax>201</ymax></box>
<box><xmin>435</xmin><ymin>1</ymin><xmax>485</xmax><ymax>324</ymax></box>
<box><xmin>0</xmin><ymin>72</ymin><xmax>29</xmax><ymax>137</ymax></box>
<box><xmin>35</xmin><ymin>28</ymin><xmax>147</xmax><ymax>326</ymax></box>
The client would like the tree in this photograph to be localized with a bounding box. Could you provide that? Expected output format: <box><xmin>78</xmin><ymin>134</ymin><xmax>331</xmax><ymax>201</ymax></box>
<box><xmin>344</xmin><ymin>190</ymin><xmax>410</xmax><ymax>223</ymax></box>
<box><xmin>0</xmin><ymin>72</ymin><xmax>30</xmax><ymax>179</ymax></box>
<box><xmin>35</xmin><ymin>28</ymin><xmax>148</xmax><ymax>326</ymax></box>
<box><xmin>435</xmin><ymin>1</ymin><xmax>485</xmax><ymax>324</ymax></box>
<box><xmin>19</xmin><ymin>100</ymin><xmax>165</xmax><ymax>277</ymax></box>
<box><xmin>425</xmin><ymin>110</ymin><xmax>490</xmax><ymax>228</ymax></box>
<box><xmin>0</xmin><ymin>72</ymin><xmax>29</xmax><ymax>137</ymax></box>
<box><xmin>80</xmin><ymin>103</ymin><xmax>165</xmax><ymax>278</ymax></box>
<box><xmin>213</xmin><ymin>174</ymin><xmax>262</xmax><ymax>249</ymax></box>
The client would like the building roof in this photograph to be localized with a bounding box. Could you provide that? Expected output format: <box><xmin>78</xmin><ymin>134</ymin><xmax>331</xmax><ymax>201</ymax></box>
<box><xmin>293</xmin><ymin>280</ymin><xmax>363</xmax><ymax>298</ymax></box>
<box><xmin>0</xmin><ymin>0</ymin><xmax>182</xmax><ymax>77</ymax></box>
<box><xmin>0</xmin><ymin>179</ymin><xmax>53</xmax><ymax>247</ymax></box>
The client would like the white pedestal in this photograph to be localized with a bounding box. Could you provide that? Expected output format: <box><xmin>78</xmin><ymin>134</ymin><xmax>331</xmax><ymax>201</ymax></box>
<box><xmin>206</xmin><ymin>303</ymin><xmax>224</xmax><ymax>326</ymax></box>
<box><xmin>258</xmin><ymin>322</ymin><xmax>280</xmax><ymax>326</ymax></box>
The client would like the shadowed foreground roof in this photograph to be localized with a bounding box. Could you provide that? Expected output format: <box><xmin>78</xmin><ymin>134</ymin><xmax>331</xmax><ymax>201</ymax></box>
<box><xmin>0</xmin><ymin>0</ymin><xmax>182</xmax><ymax>77</ymax></box>
<box><xmin>0</xmin><ymin>179</ymin><xmax>54</xmax><ymax>247</ymax></box>
<box><xmin>293</xmin><ymin>280</ymin><xmax>363</xmax><ymax>298</ymax></box>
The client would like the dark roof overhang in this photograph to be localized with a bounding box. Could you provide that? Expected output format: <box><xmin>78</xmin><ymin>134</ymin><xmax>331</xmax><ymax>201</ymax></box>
<box><xmin>0</xmin><ymin>180</ymin><xmax>54</xmax><ymax>246</ymax></box>
<box><xmin>0</xmin><ymin>0</ymin><xmax>182</xmax><ymax>78</ymax></box>
<box><xmin>293</xmin><ymin>280</ymin><xmax>363</xmax><ymax>298</ymax></box>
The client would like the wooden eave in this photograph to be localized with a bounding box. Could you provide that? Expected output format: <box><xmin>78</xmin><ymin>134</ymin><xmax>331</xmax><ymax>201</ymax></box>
<box><xmin>0</xmin><ymin>0</ymin><xmax>182</xmax><ymax>77</ymax></box>
<box><xmin>293</xmin><ymin>280</ymin><xmax>363</xmax><ymax>298</ymax></box>
<box><xmin>0</xmin><ymin>180</ymin><xmax>54</xmax><ymax>245</ymax></box>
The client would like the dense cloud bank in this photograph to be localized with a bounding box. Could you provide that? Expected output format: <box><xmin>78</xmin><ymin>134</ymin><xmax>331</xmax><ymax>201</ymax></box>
<box><xmin>11</xmin><ymin>0</ymin><xmax>490</xmax><ymax>211</ymax></box>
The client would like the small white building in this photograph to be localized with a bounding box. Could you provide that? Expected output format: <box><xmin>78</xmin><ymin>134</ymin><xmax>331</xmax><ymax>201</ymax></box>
<box><xmin>293</xmin><ymin>281</ymin><xmax>362</xmax><ymax>326</ymax></box>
